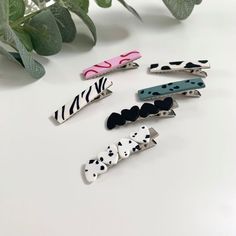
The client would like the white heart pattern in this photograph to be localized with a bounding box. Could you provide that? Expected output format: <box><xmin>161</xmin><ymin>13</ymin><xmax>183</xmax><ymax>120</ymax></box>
<box><xmin>117</xmin><ymin>138</ymin><xmax>140</xmax><ymax>159</ymax></box>
<box><xmin>84</xmin><ymin>159</ymin><xmax>108</xmax><ymax>183</ymax></box>
<box><xmin>130</xmin><ymin>125</ymin><xmax>150</xmax><ymax>144</ymax></box>
<box><xmin>97</xmin><ymin>144</ymin><xmax>119</xmax><ymax>165</ymax></box>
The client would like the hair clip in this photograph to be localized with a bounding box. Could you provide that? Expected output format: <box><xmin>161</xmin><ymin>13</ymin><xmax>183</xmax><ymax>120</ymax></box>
<box><xmin>53</xmin><ymin>77</ymin><xmax>112</xmax><ymax>124</ymax></box>
<box><xmin>83</xmin><ymin>125</ymin><xmax>158</xmax><ymax>183</ymax></box>
<box><xmin>138</xmin><ymin>78</ymin><xmax>206</xmax><ymax>101</ymax></box>
<box><xmin>150</xmin><ymin>60</ymin><xmax>210</xmax><ymax>78</ymax></box>
<box><xmin>106</xmin><ymin>97</ymin><xmax>177</xmax><ymax>130</ymax></box>
<box><xmin>82</xmin><ymin>50</ymin><xmax>141</xmax><ymax>79</ymax></box>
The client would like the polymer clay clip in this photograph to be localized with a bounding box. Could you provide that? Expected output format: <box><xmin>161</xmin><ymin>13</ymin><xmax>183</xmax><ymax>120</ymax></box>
<box><xmin>106</xmin><ymin>97</ymin><xmax>177</xmax><ymax>130</ymax></box>
<box><xmin>150</xmin><ymin>60</ymin><xmax>210</xmax><ymax>78</ymax></box>
<box><xmin>138</xmin><ymin>78</ymin><xmax>206</xmax><ymax>101</ymax></box>
<box><xmin>53</xmin><ymin>77</ymin><xmax>112</xmax><ymax>124</ymax></box>
<box><xmin>82</xmin><ymin>50</ymin><xmax>141</xmax><ymax>79</ymax></box>
<box><xmin>83</xmin><ymin>125</ymin><xmax>158</xmax><ymax>183</ymax></box>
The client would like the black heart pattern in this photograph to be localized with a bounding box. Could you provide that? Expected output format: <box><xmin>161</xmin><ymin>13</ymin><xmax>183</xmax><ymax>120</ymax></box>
<box><xmin>154</xmin><ymin>97</ymin><xmax>173</xmax><ymax>111</ymax></box>
<box><xmin>107</xmin><ymin>112</ymin><xmax>126</xmax><ymax>130</ymax></box>
<box><xmin>139</xmin><ymin>103</ymin><xmax>159</xmax><ymax>118</ymax></box>
<box><xmin>106</xmin><ymin>97</ymin><xmax>174</xmax><ymax>129</ymax></box>
<box><xmin>121</xmin><ymin>106</ymin><xmax>140</xmax><ymax>122</ymax></box>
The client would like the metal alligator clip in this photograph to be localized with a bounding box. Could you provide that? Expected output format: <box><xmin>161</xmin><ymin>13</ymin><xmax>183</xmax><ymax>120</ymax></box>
<box><xmin>138</xmin><ymin>78</ymin><xmax>206</xmax><ymax>101</ymax></box>
<box><xmin>83</xmin><ymin>125</ymin><xmax>159</xmax><ymax>183</ymax></box>
<box><xmin>106</xmin><ymin>97</ymin><xmax>177</xmax><ymax>130</ymax></box>
<box><xmin>53</xmin><ymin>77</ymin><xmax>113</xmax><ymax>124</ymax></box>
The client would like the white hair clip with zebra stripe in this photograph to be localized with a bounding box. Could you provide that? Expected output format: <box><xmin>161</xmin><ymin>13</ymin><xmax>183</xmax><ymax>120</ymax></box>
<box><xmin>150</xmin><ymin>60</ymin><xmax>210</xmax><ymax>78</ymax></box>
<box><xmin>83</xmin><ymin>125</ymin><xmax>159</xmax><ymax>183</ymax></box>
<box><xmin>82</xmin><ymin>50</ymin><xmax>141</xmax><ymax>79</ymax></box>
<box><xmin>53</xmin><ymin>77</ymin><xmax>112</xmax><ymax>124</ymax></box>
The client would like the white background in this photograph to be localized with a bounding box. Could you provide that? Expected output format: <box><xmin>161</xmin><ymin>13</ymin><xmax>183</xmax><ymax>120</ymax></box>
<box><xmin>0</xmin><ymin>0</ymin><xmax>236</xmax><ymax>235</ymax></box>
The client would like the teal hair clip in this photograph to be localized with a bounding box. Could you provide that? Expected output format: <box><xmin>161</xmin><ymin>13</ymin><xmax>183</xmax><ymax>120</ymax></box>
<box><xmin>138</xmin><ymin>78</ymin><xmax>206</xmax><ymax>101</ymax></box>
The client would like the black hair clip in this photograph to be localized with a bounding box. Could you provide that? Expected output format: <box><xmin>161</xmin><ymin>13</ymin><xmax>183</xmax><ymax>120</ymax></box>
<box><xmin>106</xmin><ymin>97</ymin><xmax>178</xmax><ymax>130</ymax></box>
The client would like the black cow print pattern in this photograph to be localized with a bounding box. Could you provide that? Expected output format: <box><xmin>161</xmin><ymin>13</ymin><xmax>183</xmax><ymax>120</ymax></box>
<box><xmin>106</xmin><ymin>97</ymin><xmax>174</xmax><ymax>129</ymax></box>
<box><xmin>150</xmin><ymin>60</ymin><xmax>210</xmax><ymax>73</ymax></box>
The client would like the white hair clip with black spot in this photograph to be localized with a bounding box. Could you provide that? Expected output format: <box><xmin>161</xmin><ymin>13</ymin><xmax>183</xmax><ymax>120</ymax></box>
<box><xmin>106</xmin><ymin>97</ymin><xmax>178</xmax><ymax>130</ymax></box>
<box><xmin>53</xmin><ymin>77</ymin><xmax>112</xmax><ymax>124</ymax></box>
<box><xmin>83</xmin><ymin>125</ymin><xmax>159</xmax><ymax>183</ymax></box>
<box><xmin>138</xmin><ymin>78</ymin><xmax>206</xmax><ymax>101</ymax></box>
<box><xmin>150</xmin><ymin>60</ymin><xmax>210</xmax><ymax>78</ymax></box>
<box><xmin>82</xmin><ymin>50</ymin><xmax>141</xmax><ymax>79</ymax></box>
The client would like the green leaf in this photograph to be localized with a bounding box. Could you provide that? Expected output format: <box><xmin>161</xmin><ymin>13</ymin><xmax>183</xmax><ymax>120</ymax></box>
<box><xmin>117</xmin><ymin>0</ymin><xmax>141</xmax><ymax>21</ymax></box>
<box><xmin>59</xmin><ymin>0</ymin><xmax>89</xmax><ymax>13</ymax></box>
<box><xmin>14</xmin><ymin>28</ymin><xmax>33</xmax><ymax>51</ymax></box>
<box><xmin>194</xmin><ymin>0</ymin><xmax>202</xmax><ymax>4</ymax></box>
<box><xmin>31</xmin><ymin>0</ymin><xmax>50</xmax><ymax>8</ymax></box>
<box><xmin>26</xmin><ymin>9</ymin><xmax>62</xmax><ymax>56</ymax></box>
<box><xmin>96</xmin><ymin>0</ymin><xmax>112</xmax><ymax>8</ymax></box>
<box><xmin>1</xmin><ymin>25</ymin><xmax>45</xmax><ymax>78</ymax></box>
<box><xmin>9</xmin><ymin>52</ymin><xmax>24</xmax><ymax>66</ymax></box>
<box><xmin>0</xmin><ymin>45</ymin><xmax>23</xmax><ymax>66</ymax></box>
<box><xmin>66</xmin><ymin>5</ymin><xmax>97</xmax><ymax>44</ymax></box>
<box><xmin>163</xmin><ymin>0</ymin><xmax>201</xmax><ymax>20</ymax></box>
<box><xmin>0</xmin><ymin>0</ymin><xmax>9</xmax><ymax>30</ymax></box>
<box><xmin>77</xmin><ymin>0</ymin><xmax>89</xmax><ymax>13</ymax></box>
<box><xmin>50</xmin><ymin>3</ymin><xmax>76</xmax><ymax>43</ymax></box>
<box><xmin>9</xmin><ymin>0</ymin><xmax>25</xmax><ymax>21</ymax></box>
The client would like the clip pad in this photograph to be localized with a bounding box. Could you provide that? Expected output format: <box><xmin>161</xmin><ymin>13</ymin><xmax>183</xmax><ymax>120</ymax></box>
<box><xmin>53</xmin><ymin>77</ymin><xmax>112</xmax><ymax>124</ymax></box>
<box><xmin>138</xmin><ymin>78</ymin><xmax>205</xmax><ymax>101</ymax></box>
<box><xmin>82</xmin><ymin>50</ymin><xmax>141</xmax><ymax>79</ymax></box>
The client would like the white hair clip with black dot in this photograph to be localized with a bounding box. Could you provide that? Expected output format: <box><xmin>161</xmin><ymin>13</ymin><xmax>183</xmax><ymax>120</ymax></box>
<box><xmin>150</xmin><ymin>60</ymin><xmax>210</xmax><ymax>78</ymax></box>
<box><xmin>53</xmin><ymin>77</ymin><xmax>112</xmax><ymax>124</ymax></box>
<box><xmin>83</xmin><ymin>125</ymin><xmax>159</xmax><ymax>183</ymax></box>
<box><xmin>106</xmin><ymin>97</ymin><xmax>177</xmax><ymax>130</ymax></box>
<box><xmin>138</xmin><ymin>78</ymin><xmax>206</xmax><ymax>101</ymax></box>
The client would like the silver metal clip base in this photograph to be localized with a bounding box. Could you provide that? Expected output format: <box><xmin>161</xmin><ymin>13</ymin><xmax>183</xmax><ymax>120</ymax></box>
<box><xmin>154</xmin><ymin>110</ymin><xmax>176</xmax><ymax>118</ymax></box>
<box><xmin>182</xmin><ymin>90</ymin><xmax>201</xmax><ymax>97</ymax></box>
<box><xmin>185</xmin><ymin>69</ymin><xmax>208</xmax><ymax>78</ymax></box>
<box><xmin>120</xmin><ymin>62</ymin><xmax>139</xmax><ymax>70</ymax></box>
<box><xmin>93</xmin><ymin>89</ymin><xmax>113</xmax><ymax>102</ymax></box>
<box><xmin>137</xmin><ymin>128</ymin><xmax>159</xmax><ymax>152</ymax></box>
<box><xmin>123</xmin><ymin>109</ymin><xmax>176</xmax><ymax>127</ymax></box>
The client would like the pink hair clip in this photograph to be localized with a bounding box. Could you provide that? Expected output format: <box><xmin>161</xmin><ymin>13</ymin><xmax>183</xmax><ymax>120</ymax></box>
<box><xmin>82</xmin><ymin>50</ymin><xmax>142</xmax><ymax>79</ymax></box>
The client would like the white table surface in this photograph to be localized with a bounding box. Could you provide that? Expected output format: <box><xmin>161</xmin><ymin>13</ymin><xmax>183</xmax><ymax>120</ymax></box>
<box><xmin>1</xmin><ymin>1</ymin><xmax>236</xmax><ymax>235</ymax></box>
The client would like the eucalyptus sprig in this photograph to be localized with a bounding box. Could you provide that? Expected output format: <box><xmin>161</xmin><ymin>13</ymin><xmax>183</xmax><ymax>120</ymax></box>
<box><xmin>0</xmin><ymin>0</ymin><xmax>202</xmax><ymax>79</ymax></box>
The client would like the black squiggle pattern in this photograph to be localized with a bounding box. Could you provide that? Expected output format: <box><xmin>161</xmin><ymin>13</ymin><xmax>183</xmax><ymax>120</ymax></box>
<box><xmin>106</xmin><ymin>97</ymin><xmax>174</xmax><ymax>129</ymax></box>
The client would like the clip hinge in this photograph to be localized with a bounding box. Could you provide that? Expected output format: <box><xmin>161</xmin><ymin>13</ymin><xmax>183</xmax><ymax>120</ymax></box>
<box><xmin>93</xmin><ymin>89</ymin><xmax>113</xmax><ymax>102</ymax></box>
<box><xmin>185</xmin><ymin>69</ymin><xmax>208</xmax><ymax>78</ymax></box>
<box><xmin>139</xmin><ymin>128</ymin><xmax>159</xmax><ymax>151</ymax></box>
<box><xmin>120</xmin><ymin>62</ymin><xmax>139</xmax><ymax>70</ymax></box>
<box><xmin>132</xmin><ymin>109</ymin><xmax>176</xmax><ymax>125</ymax></box>
<box><xmin>155</xmin><ymin>109</ymin><xmax>176</xmax><ymax>118</ymax></box>
<box><xmin>182</xmin><ymin>90</ymin><xmax>201</xmax><ymax>97</ymax></box>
